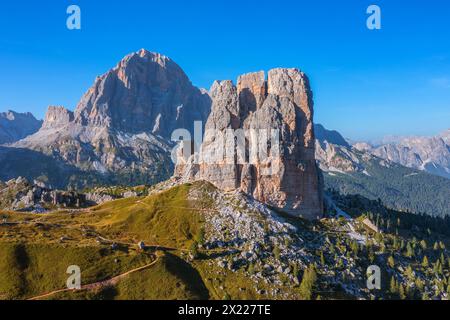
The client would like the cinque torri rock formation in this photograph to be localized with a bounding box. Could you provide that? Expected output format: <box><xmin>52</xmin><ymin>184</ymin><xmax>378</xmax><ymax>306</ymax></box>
<box><xmin>176</xmin><ymin>69</ymin><xmax>323</xmax><ymax>220</ymax></box>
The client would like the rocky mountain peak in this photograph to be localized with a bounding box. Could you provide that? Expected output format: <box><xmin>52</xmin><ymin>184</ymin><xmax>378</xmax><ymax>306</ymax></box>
<box><xmin>0</xmin><ymin>110</ymin><xmax>42</xmax><ymax>144</ymax></box>
<box><xmin>350</xmin><ymin>129</ymin><xmax>450</xmax><ymax>179</ymax></box>
<box><xmin>42</xmin><ymin>106</ymin><xmax>74</xmax><ymax>129</ymax></box>
<box><xmin>176</xmin><ymin>68</ymin><xmax>323</xmax><ymax>220</ymax></box>
<box><xmin>438</xmin><ymin>129</ymin><xmax>450</xmax><ymax>145</ymax></box>
<box><xmin>74</xmin><ymin>49</ymin><xmax>211</xmax><ymax>137</ymax></box>
<box><xmin>314</xmin><ymin>124</ymin><xmax>350</xmax><ymax>148</ymax></box>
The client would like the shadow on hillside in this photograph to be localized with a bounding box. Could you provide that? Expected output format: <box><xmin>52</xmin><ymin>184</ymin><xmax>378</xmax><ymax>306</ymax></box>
<box><xmin>0</xmin><ymin>146</ymin><xmax>91</xmax><ymax>189</ymax></box>
<box><xmin>164</xmin><ymin>252</ymin><xmax>210</xmax><ymax>300</ymax></box>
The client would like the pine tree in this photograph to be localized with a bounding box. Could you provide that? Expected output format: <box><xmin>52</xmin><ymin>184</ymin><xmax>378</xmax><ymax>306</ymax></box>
<box><xmin>393</xmin><ymin>237</ymin><xmax>399</xmax><ymax>250</ymax></box>
<box><xmin>273</xmin><ymin>246</ymin><xmax>281</xmax><ymax>261</ymax></box>
<box><xmin>415</xmin><ymin>278</ymin><xmax>424</xmax><ymax>292</ymax></box>
<box><xmin>390</xmin><ymin>276</ymin><xmax>398</xmax><ymax>295</ymax></box>
<box><xmin>405</xmin><ymin>242</ymin><xmax>414</xmax><ymax>258</ymax></box>
<box><xmin>299</xmin><ymin>265</ymin><xmax>317</xmax><ymax>300</ymax></box>
<box><xmin>337</xmin><ymin>258</ymin><xmax>344</xmax><ymax>269</ymax></box>
<box><xmin>351</xmin><ymin>241</ymin><xmax>359</xmax><ymax>257</ymax></box>
<box><xmin>434</xmin><ymin>241</ymin><xmax>440</xmax><ymax>251</ymax></box>
<box><xmin>433</xmin><ymin>260</ymin><xmax>441</xmax><ymax>274</ymax></box>
<box><xmin>420</xmin><ymin>240</ymin><xmax>427</xmax><ymax>250</ymax></box>
<box><xmin>247</xmin><ymin>263</ymin><xmax>255</xmax><ymax>275</ymax></box>
<box><xmin>320</xmin><ymin>251</ymin><xmax>325</xmax><ymax>265</ymax></box>
<box><xmin>292</xmin><ymin>262</ymin><xmax>299</xmax><ymax>280</ymax></box>
<box><xmin>422</xmin><ymin>256</ymin><xmax>429</xmax><ymax>268</ymax></box>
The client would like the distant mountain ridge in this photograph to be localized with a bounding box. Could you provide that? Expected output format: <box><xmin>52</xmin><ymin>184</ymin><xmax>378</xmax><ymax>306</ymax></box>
<box><xmin>353</xmin><ymin>129</ymin><xmax>450</xmax><ymax>179</ymax></box>
<box><xmin>0</xmin><ymin>110</ymin><xmax>42</xmax><ymax>144</ymax></box>
<box><xmin>315</xmin><ymin>124</ymin><xmax>450</xmax><ymax>217</ymax></box>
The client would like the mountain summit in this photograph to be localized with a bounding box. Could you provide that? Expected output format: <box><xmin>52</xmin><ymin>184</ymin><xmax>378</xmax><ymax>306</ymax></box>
<box><xmin>74</xmin><ymin>49</ymin><xmax>210</xmax><ymax>136</ymax></box>
<box><xmin>5</xmin><ymin>50</ymin><xmax>211</xmax><ymax>188</ymax></box>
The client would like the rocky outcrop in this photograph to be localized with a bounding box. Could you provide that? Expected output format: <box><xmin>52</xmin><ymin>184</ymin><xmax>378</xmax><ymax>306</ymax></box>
<box><xmin>42</xmin><ymin>106</ymin><xmax>74</xmax><ymax>129</ymax></box>
<box><xmin>176</xmin><ymin>69</ymin><xmax>323</xmax><ymax>220</ymax></box>
<box><xmin>0</xmin><ymin>110</ymin><xmax>42</xmax><ymax>144</ymax></box>
<box><xmin>0</xmin><ymin>177</ymin><xmax>89</xmax><ymax>212</ymax></box>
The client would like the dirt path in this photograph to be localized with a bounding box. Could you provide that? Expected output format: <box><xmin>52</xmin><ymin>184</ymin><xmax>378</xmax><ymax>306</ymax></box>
<box><xmin>28</xmin><ymin>257</ymin><xmax>160</xmax><ymax>301</ymax></box>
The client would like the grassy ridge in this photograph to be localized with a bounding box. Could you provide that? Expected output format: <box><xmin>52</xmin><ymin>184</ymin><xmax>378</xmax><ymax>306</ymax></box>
<box><xmin>0</xmin><ymin>183</ymin><xmax>213</xmax><ymax>300</ymax></box>
<box><xmin>0</xmin><ymin>243</ymin><xmax>154</xmax><ymax>299</ymax></box>
<box><xmin>92</xmin><ymin>183</ymin><xmax>204</xmax><ymax>248</ymax></box>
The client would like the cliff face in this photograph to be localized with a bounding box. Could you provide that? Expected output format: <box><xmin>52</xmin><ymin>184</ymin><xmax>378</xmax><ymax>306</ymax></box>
<box><xmin>176</xmin><ymin>69</ymin><xmax>323</xmax><ymax>220</ymax></box>
<box><xmin>42</xmin><ymin>106</ymin><xmax>74</xmax><ymax>129</ymax></box>
<box><xmin>74</xmin><ymin>49</ymin><xmax>211</xmax><ymax>137</ymax></box>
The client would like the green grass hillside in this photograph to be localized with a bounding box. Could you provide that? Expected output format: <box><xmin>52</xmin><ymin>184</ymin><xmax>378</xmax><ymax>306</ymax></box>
<box><xmin>0</xmin><ymin>243</ymin><xmax>154</xmax><ymax>299</ymax></box>
<box><xmin>0</xmin><ymin>182</ymin><xmax>234</xmax><ymax>300</ymax></box>
<box><xmin>91</xmin><ymin>183</ymin><xmax>204</xmax><ymax>249</ymax></box>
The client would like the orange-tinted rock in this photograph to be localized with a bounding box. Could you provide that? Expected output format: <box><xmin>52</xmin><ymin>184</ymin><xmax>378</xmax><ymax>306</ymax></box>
<box><xmin>176</xmin><ymin>69</ymin><xmax>323</xmax><ymax>220</ymax></box>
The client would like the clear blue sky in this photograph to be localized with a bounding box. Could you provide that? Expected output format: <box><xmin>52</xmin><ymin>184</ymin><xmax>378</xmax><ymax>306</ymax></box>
<box><xmin>0</xmin><ymin>0</ymin><xmax>449</xmax><ymax>141</ymax></box>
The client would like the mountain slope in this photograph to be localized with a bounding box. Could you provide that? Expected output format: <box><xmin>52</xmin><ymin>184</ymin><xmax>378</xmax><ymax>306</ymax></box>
<box><xmin>353</xmin><ymin>130</ymin><xmax>450</xmax><ymax>179</ymax></box>
<box><xmin>0</xmin><ymin>111</ymin><xmax>42</xmax><ymax>144</ymax></box>
<box><xmin>1</xmin><ymin>181</ymin><xmax>449</xmax><ymax>300</ymax></box>
<box><xmin>315</xmin><ymin>124</ymin><xmax>450</xmax><ymax>217</ymax></box>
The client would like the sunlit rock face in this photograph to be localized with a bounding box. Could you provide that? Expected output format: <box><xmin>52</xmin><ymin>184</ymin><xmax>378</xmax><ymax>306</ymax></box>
<box><xmin>74</xmin><ymin>49</ymin><xmax>211</xmax><ymax>138</ymax></box>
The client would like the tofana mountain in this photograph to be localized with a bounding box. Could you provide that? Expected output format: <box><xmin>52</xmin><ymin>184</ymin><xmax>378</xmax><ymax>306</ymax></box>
<box><xmin>0</xmin><ymin>111</ymin><xmax>42</xmax><ymax>144</ymax></box>
<box><xmin>315</xmin><ymin>124</ymin><xmax>450</xmax><ymax>217</ymax></box>
<box><xmin>3</xmin><ymin>50</ymin><xmax>211</xmax><ymax>188</ymax></box>
<box><xmin>353</xmin><ymin>129</ymin><xmax>450</xmax><ymax>179</ymax></box>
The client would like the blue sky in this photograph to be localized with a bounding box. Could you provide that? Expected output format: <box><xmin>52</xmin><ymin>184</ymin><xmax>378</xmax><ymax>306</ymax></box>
<box><xmin>0</xmin><ymin>0</ymin><xmax>449</xmax><ymax>141</ymax></box>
